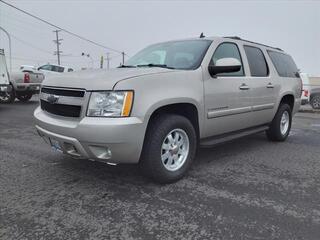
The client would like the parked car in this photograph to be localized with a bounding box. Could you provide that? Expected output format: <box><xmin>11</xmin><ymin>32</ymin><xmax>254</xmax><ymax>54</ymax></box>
<box><xmin>0</xmin><ymin>49</ymin><xmax>12</xmax><ymax>101</ymax></box>
<box><xmin>34</xmin><ymin>36</ymin><xmax>302</xmax><ymax>183</ymax></box>
<box><xmin>299</xmin><ymin>73</ymin><xmax>320</xmax><ymax>109</ymax></box>
<box><xmin>300</xmin><ymin>73</ymin><xmax>311</xmax><ymax>105</ymax></box>
<box><xmin>38</xmin><ymin>64</ymin><xmax>74</xmax><ymax>75</ymax></box>
<box><xmin>309</xmin><ymin>76</ymin><xmax>320</xmax><ymax>109</ymax></box>
<box><xmin>1</xmin><ymin>69</ymin><xmax>45</xmax><ymax>103</ymax></box>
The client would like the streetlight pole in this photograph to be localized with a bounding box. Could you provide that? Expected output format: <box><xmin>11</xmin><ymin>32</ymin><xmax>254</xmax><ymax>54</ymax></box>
<box><xmin>0</xmin><ymin>26</ymin><xmax>12</xmax><ymax>73</ymax></box>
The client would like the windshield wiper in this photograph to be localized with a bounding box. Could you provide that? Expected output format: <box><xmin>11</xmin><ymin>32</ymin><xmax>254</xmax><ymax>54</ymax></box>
<box><xmin>118</xmin><ymin>64</ymin><xmax>136</xmax><ymax>68</ymax></box>
<box><xmin>137</xmin><ymin>64</ymin><xmax>175</xmax><ymax>69</ymax></box>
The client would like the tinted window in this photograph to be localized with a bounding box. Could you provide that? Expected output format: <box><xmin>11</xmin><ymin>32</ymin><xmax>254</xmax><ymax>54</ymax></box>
<box><xmin>38</xmin><ymin>65</ymin><xmax>52</xmax><ymax>71</ymax></box>
<box><xmin>267</xmin><ymin>51</ymin><xmax>298</xmax><ymax>78</ymax></box>
<box><xmin>211</xmin><ymin>42</ymin><xmax>244</xmax><ymax>76</ymax></box>
<box><xmin>127</xmin><ymin>40</ymin><xmax>212</xmax><ymax>70</ymax></box>
<box><xmin>244</xmin><ymin>46</ymin><xmax>268</xmax><ymax>77</ymax></box>
<box><xmin>51</xmin><ymin>66</ymin><xmax>64</xmax><ymax>73</ymax></box>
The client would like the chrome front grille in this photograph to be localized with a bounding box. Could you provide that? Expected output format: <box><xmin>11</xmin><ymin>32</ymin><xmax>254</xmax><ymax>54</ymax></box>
<box><xmin>40</xmin><ymin>87</ymin><xmax>87</xmax><ymax>118</ymax></box>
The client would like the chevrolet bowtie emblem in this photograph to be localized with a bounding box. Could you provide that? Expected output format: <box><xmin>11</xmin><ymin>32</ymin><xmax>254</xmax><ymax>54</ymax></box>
<box><xmin>47</xmin><ymin>94</ymin><xmax>59</xmax><ymax>104</ymax></box>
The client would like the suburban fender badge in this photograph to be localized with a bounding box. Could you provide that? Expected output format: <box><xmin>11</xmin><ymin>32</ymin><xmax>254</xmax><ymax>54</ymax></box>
<box><xmin>47</xmin><ymin>94</ymin><xmax>59</xmax><ymax>104</ymax></box>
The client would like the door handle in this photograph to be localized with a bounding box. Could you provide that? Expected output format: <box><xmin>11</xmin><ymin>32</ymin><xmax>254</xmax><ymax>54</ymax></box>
<box><xmin>239</xmin><ymin>83</ymin><xmax>250</xmax><ymax>90</ymax></box>
<box><xmin>266</xmin><ymin>83</ymin><xmax>274</xmax><ymax>89</ymax></box>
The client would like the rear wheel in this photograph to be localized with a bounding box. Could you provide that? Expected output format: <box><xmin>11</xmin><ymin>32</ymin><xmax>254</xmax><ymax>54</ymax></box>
<box><xmin>140</xmin><ymin>114</ymin><xmax>197</xmax><ymax>183</ymax></box>
<box><xmin>0</xmin><ymin>87</ymin><xmax>15</xmax><ymax>103</ymax></box>
<box><xmin>310</xmin><ymin>95</ymin><xmax>320</xmax><ymax>109</ymax></box>
<box><xmin>16</xmin><ymin>93</ymin><xmax>33</xmax><ymax>102</ymax></box>
<box><xmin>266</xmin><ymin>103</ymin><xmax>292</xmax><ymax>141</ymax></box>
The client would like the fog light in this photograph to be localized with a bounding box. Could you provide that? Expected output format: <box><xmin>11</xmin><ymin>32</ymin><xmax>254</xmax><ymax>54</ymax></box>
<box><xmin>64</xmin><ymin>142</ymin><xmax>81</xmax><ymax>157</ymax></box>
<box><xmin>89</xmin><ymin>145</ymin><xmax>112</xmax><ymax>160</ymax></box>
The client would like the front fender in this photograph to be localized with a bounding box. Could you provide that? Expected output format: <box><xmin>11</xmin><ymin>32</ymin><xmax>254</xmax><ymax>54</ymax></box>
<box><xmin>113</xmin><ymin>69</ymin><xmax>205</xmax><ymax>137</ymax></box>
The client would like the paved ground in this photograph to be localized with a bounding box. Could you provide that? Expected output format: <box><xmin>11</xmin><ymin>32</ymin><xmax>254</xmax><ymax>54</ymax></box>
<box><xmin>1</xmin><ymin>98</ymin><xmax>320</xmax><ymax>240</ymax></box>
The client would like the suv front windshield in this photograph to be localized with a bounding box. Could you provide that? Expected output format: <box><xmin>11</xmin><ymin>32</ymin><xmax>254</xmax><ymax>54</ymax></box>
<box><xmin>126</xmin><ymin>40</ymin><xmax>212</xmax><ymax>70</ymax></box>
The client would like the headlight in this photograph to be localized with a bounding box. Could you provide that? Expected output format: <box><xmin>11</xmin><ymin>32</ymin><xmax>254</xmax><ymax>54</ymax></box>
<box><xmin>87</xmin><ymin>91</ymin><xmax>133</xmax><ymax>117</ymax></box>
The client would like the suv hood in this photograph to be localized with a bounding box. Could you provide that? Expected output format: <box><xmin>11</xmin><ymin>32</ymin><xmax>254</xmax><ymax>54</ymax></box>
<box><xmin>42</xmin><ymin>68</ymin><xmax>176</xmax><ymax>90</ymax></box>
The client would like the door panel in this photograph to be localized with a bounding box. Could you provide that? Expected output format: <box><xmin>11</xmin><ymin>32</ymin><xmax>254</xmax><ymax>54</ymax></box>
<box><xmin>243</xmin><ymin>46</ymin><xmax>279</xmax><ymax>126</ymax></box>
<box><xmin>203</xmin><ymin>42</ymin><xmax>253</xmax><ymax>138</ymax></box>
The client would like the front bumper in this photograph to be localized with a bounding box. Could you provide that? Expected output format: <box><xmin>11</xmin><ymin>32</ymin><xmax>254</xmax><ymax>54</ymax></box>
<box><xmin>34</xmin><ymin>107</ymin><xmax>147</xmax><ymax>164</ymax></box>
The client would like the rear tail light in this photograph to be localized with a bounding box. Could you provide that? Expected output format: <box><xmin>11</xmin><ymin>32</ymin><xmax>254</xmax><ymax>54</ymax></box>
<box><xmin>304</xmin><ymin>90</ymin><xmax>309</xmax><ymax>97</ymax></box>
<box><xmin>24</xmin><ymin>73</ymin><xmax>30</xmax><ymax>83</ymax></box>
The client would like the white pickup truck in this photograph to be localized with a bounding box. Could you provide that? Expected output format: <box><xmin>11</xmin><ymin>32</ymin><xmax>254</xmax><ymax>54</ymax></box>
<box><xmin>0</xmin><ymin>55</ymin><xmax>45</xmax><ymax>103</ymax></box>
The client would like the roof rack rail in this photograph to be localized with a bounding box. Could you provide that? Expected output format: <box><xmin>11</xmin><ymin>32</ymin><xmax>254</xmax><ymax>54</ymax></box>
<box><xmin>223</xmin><ymin>36</ymin><xmax>283</xmax><ymax>51</ymax></box>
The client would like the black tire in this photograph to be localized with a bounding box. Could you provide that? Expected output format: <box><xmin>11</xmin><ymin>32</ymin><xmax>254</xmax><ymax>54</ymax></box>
<box><xmin>140</xmin><ymin>114</ymin><xmax>197</xmax><ymax>184</ymax></box>
<box><xmin>0</xmin><ymin>87</ymin><xmax>15</xmax><ymax>104</ymax></box>
<box><xmin>266</xmin><ymin>104</ymin><xmax>292</xmax><ymax>141</ymax></box>
<box><xmin>310</xmin><ymin>95</ymin><xmax>320</xmax><ymax>109</ymax></box>
<box><xmin>16</xmin><ymin>93</ymin><xmax>33</xmax><ymax>102</ymax></box>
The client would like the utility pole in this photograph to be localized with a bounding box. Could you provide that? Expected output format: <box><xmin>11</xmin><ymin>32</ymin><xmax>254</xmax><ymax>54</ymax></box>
<box><xmin>106</xmin><ymin>52</ymin><xmax>110</xmax><ymax>70</ymax></box>
<box><xmin>122</xmin><ymin>52</ymin><xmax>125</xmax><ymax>65</ymax></box>
<box><xmin>100</xmin><ymin>55</ymin><xmax>104</xmax><ymax>69</ymax></box>
<box><xmin>53</xmin><ymin>30</ymin><xmax>63</xmax><ymax>65</ymax></box>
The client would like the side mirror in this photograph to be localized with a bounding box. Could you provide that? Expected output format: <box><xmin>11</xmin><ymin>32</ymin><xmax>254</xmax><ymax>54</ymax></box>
<box><xmin>208</xmin><ymin>57</ymin><xmax>241</xmax><ymax>77</ymax></box>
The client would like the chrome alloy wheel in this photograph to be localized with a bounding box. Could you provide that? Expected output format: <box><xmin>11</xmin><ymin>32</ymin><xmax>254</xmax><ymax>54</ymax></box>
<box><xmin>312</xmin><ymin>97</ymin><xmax>320</xmax><ymax>109</ymax></box>
<box><xmin>161</xmin><ymin>128</ymin><xmax>190</xmax><ymax>171</ymax></box>
<box><xmin>280</xmin><ymin>111</ymin><xmax>290</xmax><ymax>135</ymax></box>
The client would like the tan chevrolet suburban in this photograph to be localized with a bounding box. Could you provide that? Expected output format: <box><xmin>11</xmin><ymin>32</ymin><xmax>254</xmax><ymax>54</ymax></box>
<box><xmin>34</xmin><ymin>36</ymin><xmax>302</xmax><ymax>183</ymax></box>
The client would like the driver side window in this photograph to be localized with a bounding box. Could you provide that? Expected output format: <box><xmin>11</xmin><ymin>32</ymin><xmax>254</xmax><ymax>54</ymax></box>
<box><xmin>211</xmin><ymin>42</ymin><xmax>244</xmax><ymax>76</ymax></box>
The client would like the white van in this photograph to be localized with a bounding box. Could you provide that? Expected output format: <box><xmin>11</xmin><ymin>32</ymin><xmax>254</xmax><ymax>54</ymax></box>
<box><xmin>0</xmin><ymin>49</ymin><xmax>12</xmax><ymax>100</ymax></box>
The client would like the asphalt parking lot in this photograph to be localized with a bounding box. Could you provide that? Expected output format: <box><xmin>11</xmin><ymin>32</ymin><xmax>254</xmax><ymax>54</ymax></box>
<box><xmin>1</xmin><ymin>98</ymin><xmax>320</xmax><ymax>240</ymax></box>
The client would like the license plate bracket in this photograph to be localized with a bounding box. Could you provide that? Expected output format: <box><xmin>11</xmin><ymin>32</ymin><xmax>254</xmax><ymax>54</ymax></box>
<box><xmin>50</xmin><ymin>138</ymin><xmax>63</xmax><ymax>152</ymax></box>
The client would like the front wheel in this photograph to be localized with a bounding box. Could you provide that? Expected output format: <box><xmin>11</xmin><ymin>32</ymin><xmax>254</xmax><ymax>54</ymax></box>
<box><xmin>266</xmin><ymin>104</ymin><xmax>292</xmax><ymax>141</ymax></box>
<box><xmin>140</xmin><ymin>114</ymin><xmax>197</xmax><ymax>184</ymax></box>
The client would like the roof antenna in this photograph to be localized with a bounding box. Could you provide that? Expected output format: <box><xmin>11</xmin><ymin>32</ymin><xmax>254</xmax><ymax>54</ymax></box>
<box><xmin>199</xmin><ymin>32</ymin><xmax>205</xmax><ymax>38</ymax></box>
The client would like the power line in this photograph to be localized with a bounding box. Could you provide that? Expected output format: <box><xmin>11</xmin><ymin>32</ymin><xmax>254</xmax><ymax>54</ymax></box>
<box><xmin>10</xmin><ymin>34</ymin><xmax>52</xmax><ymax>54</ymax></box>
<box><xmin>0</xmin><ymin>0</ymin><xmax>125</xmax><ymax>55</ymax></box>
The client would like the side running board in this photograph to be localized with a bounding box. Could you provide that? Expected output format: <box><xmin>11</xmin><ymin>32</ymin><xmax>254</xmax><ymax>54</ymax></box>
<box><xmin>200</xmin><ymin>125</ymin><xmax>269</xmax><ymax>147</ymax></box>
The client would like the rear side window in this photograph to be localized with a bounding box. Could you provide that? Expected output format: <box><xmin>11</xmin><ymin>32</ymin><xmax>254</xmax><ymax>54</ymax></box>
<box><xmin>244</xmin><ymin>46</ymin><xmax>268</xmax><ymax>77</ymax></box>
<box><xmin>267</xmin><ymin>51</ymin><xmax>298</xmax><ymax>78</ymax></box>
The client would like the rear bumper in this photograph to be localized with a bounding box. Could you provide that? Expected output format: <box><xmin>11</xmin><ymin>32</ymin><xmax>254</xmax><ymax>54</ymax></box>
<box><xmin>15</xmin><ymin>83</ymin><xmax>41</xmax><ymax>93</ymax></box>
<box><xmin>34</xmin><ymin>107</ymin><xmax>147</xmax><ymax>164</ymax></box>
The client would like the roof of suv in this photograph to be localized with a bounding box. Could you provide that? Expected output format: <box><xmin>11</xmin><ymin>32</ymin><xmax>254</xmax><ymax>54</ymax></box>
<box><xmin>170</xmin><ymin>36</ymin><xmax>284</xmax><ymax>53</ymax></box>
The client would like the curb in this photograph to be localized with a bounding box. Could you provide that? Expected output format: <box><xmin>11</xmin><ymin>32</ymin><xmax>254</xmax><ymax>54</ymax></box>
<box><xmin>299</xmin><ymin>109</ymin><xmax>320</xmax><ymax>114</ymax></box>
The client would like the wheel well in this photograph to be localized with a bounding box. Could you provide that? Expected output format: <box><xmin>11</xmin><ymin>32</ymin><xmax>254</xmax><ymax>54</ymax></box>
<box><xmin>280</xmin><ymin>95</ymin><xmax>294</xmax><ymax>111</ymax></box>
<box><xmin>147</xmin><ymin>103</ymin><xmax>200</xmax><ymax>139</ymax></box>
